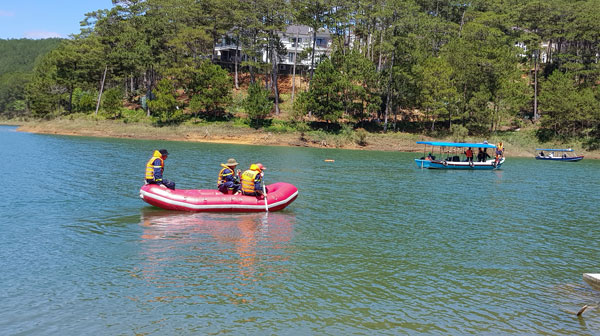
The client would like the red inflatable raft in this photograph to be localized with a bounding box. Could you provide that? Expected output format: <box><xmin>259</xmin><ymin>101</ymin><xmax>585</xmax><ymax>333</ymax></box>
<box><xmin>139</xmin><ymin>182</ymin><xmax>298</xmax><ymax>212</ymax></box>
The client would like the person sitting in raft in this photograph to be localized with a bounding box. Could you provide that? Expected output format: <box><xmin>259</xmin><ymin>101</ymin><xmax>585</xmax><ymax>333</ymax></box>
<box><xmin>218</xmin><ymin>158</ymin><xmax>241</xmax><ymax>194</ymax></box>
<box><xmin>145</xmin><ymin>149</ymin><xmax>175</xmax><ymax>190</ymax></box>
<box><xmin>464</xmin><ymin>147</ymin><xmax>473</xmax><ymax>163</ymax></box>
<box><xmin>241</xmin><ymin>163</ymin><xmax>267</xmax><ymax>197</ymax></box>
<box><xmin>426</xmin><ymin>152</ymin><xmax>434</xmax><ymax>161</ymax></box>
<box><xmin>539</xmin><ymin>151</ymin><xmax>545</xmax><ymax>157</ymax></box>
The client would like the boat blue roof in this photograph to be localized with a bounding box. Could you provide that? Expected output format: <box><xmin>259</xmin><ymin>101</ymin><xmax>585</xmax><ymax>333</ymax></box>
<box><xmin>416</xmin><ymin>141</ymin><xmax>497</xmax><ymax>148</ymax></box>
<box><xmin>535</xmin><ymin>148</ymin><xmax>573</xmax><ymax>152</ymax></box>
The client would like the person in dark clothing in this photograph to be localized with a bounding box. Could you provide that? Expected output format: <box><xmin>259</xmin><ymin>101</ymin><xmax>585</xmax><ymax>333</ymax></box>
<box><xmin>217</xmin><ymin>158</ymin><xmax>241</xmax><ymax>194</ymax></box>
<box><xmin>145</xmin><ymin>149</ymin><xmax>175</xmax><ymax>190</ymax></box>
<box><xmin>478</xmin><ymin>148</ymin><xmax>491</xmax><ymax>162</ymax></box>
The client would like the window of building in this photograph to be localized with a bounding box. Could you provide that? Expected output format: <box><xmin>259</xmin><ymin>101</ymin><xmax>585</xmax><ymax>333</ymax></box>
<box><xmin>288</xmin><ymin>53</ymin><xmax>295</xmax><ymax>63</ymax></box>
<box><xmin>290</xmin><ymin>37</ymin><xmax>302</xmax><ymax>48</ymax></box>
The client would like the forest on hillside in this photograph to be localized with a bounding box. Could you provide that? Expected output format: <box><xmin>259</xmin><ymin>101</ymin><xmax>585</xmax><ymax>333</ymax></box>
<box><xmin>0</xmin><ymin>38</ymin><xmax>62</xmax><ymax>116</ymax></box>
<box><xmin>2</xmin><ymin>0</ymin><xmax>600</xmax><ymax>148</ymax></box>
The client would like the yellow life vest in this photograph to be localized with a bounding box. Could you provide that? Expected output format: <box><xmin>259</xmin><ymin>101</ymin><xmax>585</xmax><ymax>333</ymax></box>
<box><xmin>217</xmin><ymin>165</ymin><xmax>234</xmax><ymax>187</ymax></box>
<box><xmin>241</xmin><ymin>169</ymin><xmax>260</xmax><ymax>194</ymax></box>
<box><xmin>145</xmin><ymin>150</ymin><xmax>164</xmax><ymax>181</ymax></box>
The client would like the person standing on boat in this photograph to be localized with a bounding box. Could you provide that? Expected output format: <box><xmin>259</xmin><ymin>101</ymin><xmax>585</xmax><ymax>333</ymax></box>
<box><xmin>465</xmin><ymin>147</ymin><xmax>473</xmax><ymax>163</ymax></box>
<box><xmin>494</xmin><ymin>148</ymin><xmax>503</xmax><ymax>166</ymax></box>
<box><xmin>477</xmin><ymin>148</ymin><xmax>489</xmax><ymax>162</ymax></box>
<box><xmin>145</xmin><ymin>149</ymin><xmax>175</xmax><ymax>190</ymax></box>
<box><xmin>218</xmin><ymin>158</ymin><xmax>241</xmax><ymax>194</ymax></box>
<box><xmin>497</xmin><ymin>141</ymin><xmax>504</xmax><ymax>158</ymax></box>
<box><xmin>241</xmin><ymin>163</ymin><xmax>267</xmax><ymax>197</ymax></box>
<box><xmin>482</xmin><ymin>148</ymin><xmax>491</xmax><ymax>162</ymax></box>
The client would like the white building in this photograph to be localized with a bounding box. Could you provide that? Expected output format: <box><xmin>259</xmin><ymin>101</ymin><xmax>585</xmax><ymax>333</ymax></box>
<box><xmin>214</xmin><ymin>25</ymin><xmax>333</xmax><ymax>74</ymax></box>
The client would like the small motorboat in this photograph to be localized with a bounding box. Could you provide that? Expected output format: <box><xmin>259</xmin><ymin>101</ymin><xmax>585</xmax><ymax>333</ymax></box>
<box><xmin>140</xmin><ymin>182</ymin><xmax>298</xmax><ymax>212</ymax></box>
<box><xmin>414</xmin><ymin>141</ymin><xmax>505</xmax><ymax>170</ymax></box>
<box><xmin>535</xmin><ymin>148</ymin><xmax>584</xmax><ymax>162</ymax></box>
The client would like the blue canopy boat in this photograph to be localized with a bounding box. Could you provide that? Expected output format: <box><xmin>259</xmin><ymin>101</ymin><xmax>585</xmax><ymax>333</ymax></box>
<box><xmin>535</xmin><ymin>148</ymin><xmax>584</xmax><ymax>162</ymax></box>
<box><xmin>415</xmin><ymin>141</ymin><xmax>505</xmax><ymax>170</ymax></box>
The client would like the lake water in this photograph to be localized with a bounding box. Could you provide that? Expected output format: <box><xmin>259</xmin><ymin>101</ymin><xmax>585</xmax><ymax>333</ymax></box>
<box><xmin>1</xmin><ymin>124</ymin><xmax>600</xmax><ymax>335</ymax></box>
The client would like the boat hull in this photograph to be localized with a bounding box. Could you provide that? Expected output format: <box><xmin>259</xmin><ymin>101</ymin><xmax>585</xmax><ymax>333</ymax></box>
<box><xmin>583</xmin><ymin>273</ymin><xmax>600</xmax><ymax>291</ymax></box>
<box><xmin>415</xmin><ymin>158</ymin><xmax>504</xmax><ymax>170</ymax></box>
<box><xmin>140</xmin><ymin>182</ymin><xmax>298</xmax><ymax>212</ymax></box>
<box><xmin>535</xmin><ymin>156</ymin><xmax>584</xmax><ymax>162</ymax></box>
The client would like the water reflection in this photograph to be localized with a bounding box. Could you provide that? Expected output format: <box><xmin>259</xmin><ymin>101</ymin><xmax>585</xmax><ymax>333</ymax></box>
<box><xmin>137</xmin><ymin>208</ymin><xmax>295</xmax><ymax>304</ymax></box>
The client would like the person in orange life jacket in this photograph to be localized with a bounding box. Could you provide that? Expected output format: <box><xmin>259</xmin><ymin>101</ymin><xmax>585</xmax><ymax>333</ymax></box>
<box><xmin>145</xmin><ymin>149</ymin><xmax>175</xmax><ymax>190</ymax></box>
<box><xmin>217</xmin><ymin>158</ymin><xmax>241</xmax><ymax>194</ymax></box>
<box><xmin>240</xmin><ymin>163</ymin><xmax>267</xmax><ymax>196</ymax></box>
<box><xmin>464</xmin><ymin>147</ymin><xmax>473</xmax><ymax>163</ymax></box>
<box><xmin>497</xmin><ymin>141</ymin><xmax>504</xmax><ymax>158</ymax></box>
<box><xmin>495</xmin><ymin>147</ymin><xmax>503</xmax><ymax>165</ymax></box>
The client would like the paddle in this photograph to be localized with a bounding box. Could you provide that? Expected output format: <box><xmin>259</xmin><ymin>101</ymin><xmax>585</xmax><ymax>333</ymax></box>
<box><xmin>261</xmin><ymin>172</ymin><xmax>268</xmax><ymax>212</ymax></box>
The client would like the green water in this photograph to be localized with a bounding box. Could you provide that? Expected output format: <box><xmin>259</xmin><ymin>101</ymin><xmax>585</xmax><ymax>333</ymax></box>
<box><xmin>1</xmin><ymin>125</ymin><xmax>600</xmax><ymax>335</ymax></box>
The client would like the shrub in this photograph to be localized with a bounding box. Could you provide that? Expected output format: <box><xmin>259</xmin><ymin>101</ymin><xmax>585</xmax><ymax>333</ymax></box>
<box><xmin>355</xmin><ymin>128</ymin><xmax>368</xmax><ymax>146</ymax></box>
<box><xmin>102</xmin><ymin>87</ymin><xmax>123</xmax><ymax>118</ymax></box>
<box><xmin>243</xmin><ymin>82</ymin><xmax>273</xmax><ymax>122</ymax></box>
<box><xmin>148</xmin><ymin>79</ymin><xmax>180</xmax><ymax>124</ymax></box>
<box><xmin>72</xmin><ymin>88</ymin><xmax>96</xmax><ymax>113</ymax></box>
<box><xmin>450</xmin><ymin>124</ymin><xmax>469</xmax><ymax>142</ymax></box>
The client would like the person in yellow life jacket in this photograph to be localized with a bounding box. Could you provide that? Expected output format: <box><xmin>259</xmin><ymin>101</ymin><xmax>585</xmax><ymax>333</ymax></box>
<box><xmin>497</xmin><ymin>141</ymin><xmax>504</xmax><ymax>158</ymax></box>
<box><xmin>217</xmin><ymin>158</ymin><xmax>241</xmax><ymax>194</ymax></box>
<box><xmin>145</xmin><ymin>149</ymin><xmax>175</xmax><ymax>190</ymax></box>
<box><xmin>241</xmin><ymin>163</ymin><xmax>267</xmax><ymax>197</ymax></box>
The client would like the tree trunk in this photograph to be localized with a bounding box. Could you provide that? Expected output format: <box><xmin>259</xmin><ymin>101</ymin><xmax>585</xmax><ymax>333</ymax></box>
<box><xmin>310</xmin><ymin>29</ymin><xmax>317</xmax><ymax>86</ymax></box>
<box><xmin>95</xmin><ymin>65</ymin><xmax>107</xmax><ymax>116</ymax></box>
<box><xmin>377</xmin><ymin>28</ymin><xmax>384</xmax><ymax>72</ymax></box>
<box><xmin>68</xmin><ymin>84</ymin><xmax>73</xmax><ymax>114</ymax></box>
<box><xmin>234</xmin><ymin>34</ymin><xmax>240</xmax><ymax>90</ymax></box>
<box><xmin>291</xmin><ymin>28</ymin><xmax>299</xmax><ymax>107</ymax></box>
<box><xmin>272</xmin><ymin>39</ymin><xmax>280</xmax><ymax>115</ymax></box>
<box><xmin>459</xmin><ymin>7</ymin><xmax>467</xmax><ymax>38</ymax></box>
<box><xmin>383</xmin><ymin>51</ymin><xmax>395</xmax><ymax>133</ymax></box>
<box><xmin>533</xmin><ymin>49</ymin><xmax>539</xmax><ymax>121</ymax></box>
<box><xmin>383</xmin><ymin>50</ymin><xmax>396</xmax><ymax>133</ymax></box>
<box><xmin>265</xmin><ymin>43</ymin><xmax>270</xmax><ymax>90</ymax></box>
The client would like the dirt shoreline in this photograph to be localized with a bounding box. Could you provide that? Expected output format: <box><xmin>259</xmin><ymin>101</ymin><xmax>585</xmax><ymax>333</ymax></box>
<box><xmin>11</xmin><ymin>120</ymin><xmax>600</xmax><ymax>159</ymax></box>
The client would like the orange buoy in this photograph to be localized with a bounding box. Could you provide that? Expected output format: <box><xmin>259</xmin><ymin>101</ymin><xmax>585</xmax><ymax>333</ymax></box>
<box><xmin>324</xmin><ymin>159</ymin><xmax>335</xmax><ymax>162</ymax></box>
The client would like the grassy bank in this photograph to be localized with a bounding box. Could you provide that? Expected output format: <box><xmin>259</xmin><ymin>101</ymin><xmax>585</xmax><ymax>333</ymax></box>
<box><xmin>5</xmin><ymin>116</ymin><xmax>600</xmax><ymax>159</ymax></box>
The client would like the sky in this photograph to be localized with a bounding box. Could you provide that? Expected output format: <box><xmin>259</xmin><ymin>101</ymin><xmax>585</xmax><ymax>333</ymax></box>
<box><xmin>0</xmin><ymin>1</ymin><xmax>114</xmax><ymax>39</ymax></box>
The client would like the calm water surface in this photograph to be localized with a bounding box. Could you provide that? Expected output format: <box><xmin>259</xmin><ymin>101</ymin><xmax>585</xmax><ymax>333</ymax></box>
<box><xmin>1</xmin><ymin>125</ymin><xmax>600</xmax><ymax>335</ymax></box>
